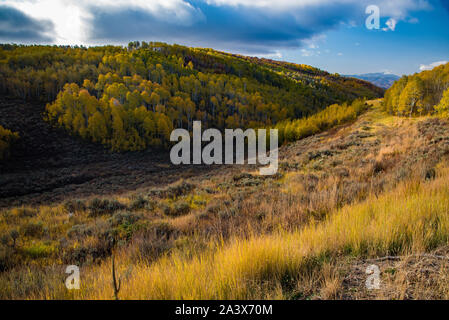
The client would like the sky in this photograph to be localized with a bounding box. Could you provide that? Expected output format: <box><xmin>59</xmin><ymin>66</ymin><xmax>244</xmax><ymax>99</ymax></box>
<box><xmin>0</xmin><ymin>0</ymin><xmax>448</xmax><ymax>75</ymax></box>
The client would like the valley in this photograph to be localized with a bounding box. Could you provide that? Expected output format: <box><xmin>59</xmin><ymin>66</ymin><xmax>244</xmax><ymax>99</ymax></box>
<box><xmin>0</xmin><ymin>43</ymin><xmax>448</xmax><ymax>301</ymax></box>
<box><xmin>1</xmin><ymin>99</ymin><xmax>448</xmax><ymax>299</ymax></box>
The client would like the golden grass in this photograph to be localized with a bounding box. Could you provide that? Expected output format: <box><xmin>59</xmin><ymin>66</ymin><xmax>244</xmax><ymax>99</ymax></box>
<box><xmin>32</xmin><ymin>162</ymin><xmax>449</xmax><ymax>300</ymax></box>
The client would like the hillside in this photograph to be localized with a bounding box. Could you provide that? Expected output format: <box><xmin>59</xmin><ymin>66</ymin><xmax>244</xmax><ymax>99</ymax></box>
<box><xmin>0</xmin><ymin>43</ymin><xmax>383</xmax><ymax>151</ymax></box>
<box><xmin>1</xmin><ymin>100</ymin><xmax>448</xmax><ymax>299</ymax></box>
<box><xmin>1</xmin><ymin>43</ymin><xmax>448</xmax><ymax>301</ymax></box>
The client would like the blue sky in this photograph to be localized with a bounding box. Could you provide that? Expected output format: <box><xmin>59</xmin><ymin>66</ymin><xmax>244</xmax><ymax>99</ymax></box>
<box><xmin>0</xmin><ymin>0</ymin><xmax>448</xmax><ymax>75</ymax></box>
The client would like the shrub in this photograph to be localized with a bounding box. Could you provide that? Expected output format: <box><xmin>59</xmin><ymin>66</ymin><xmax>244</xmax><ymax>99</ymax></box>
<box><xmin>63</xmin><ymin>199</ymin><xmax>87</xmax><ymax>213</ymax></box>
<box><xmin>88</xmin><ymin>198</ymin><xmax>126</xmax><ymax>216</ymax></box>
<box><xmin>0</xmin><ymin>230</ymin><xmax>19</xmax><ymax>248</ymax></box>
<box><xmin>233</xmin><ymin>173</ymin><xmax>254</xmax><ymax>182</ymax></box>
<box><xmin>67</xmin><ymin>224</ymin><xmax>94</xmax><ymax>239</ymax></box>
<box><xmin>22</xmin><ymin>222</ymin><xmax>44</xmax><ymax>238</ymax></box>
<box><xmin>108</xmin><ymin>212</ymin><xmax>141</xmax><ymax>227</ymax></box>
<box><xmin>161</xmin><ymin>201</ymin><xmax>191</xmax><ymax>217</ymax></box>
<box><xmin>130</xmin><ymin>196</ymin><xmax>154</xmax><ymax>211</ymax></box>
<box><xmin>129</xmin><ymin>222</ymin><xmax>179</xmax><ymax>263</ymax></box>
<box><xmin>173</xmin><ymin>202</ymin><xmax>191</xmax><ymax>216</ymax></box>
<box><xmin>424</xmin><ymin>167</ymin><xmax>436</xmax><ymax>181</ymax></box>
<box><xmin>149</xmin><ymin>180</ymin><xmax>195</xmax><ymax>199</ymax></box>
<box><xmin>0</xmin><ymin>245</ymin><xmax>15</xmax><ymax>271</ymax></box>
<box><xmin>10</xmin><ymin>230</ymin><xmax>19</xmax><ymax>247</ymax></box>
<box><xmin>11</xmin><ymin>208</ymin><xmax>35</xmax><ymax>218</ymax></box>
<box><xmin>22</xmin><ymin>243</ymin><xmax>55</xmax><ymax>259</ymax></box>
<box><xmin>0</xmin><ymin>234</ymin><xmax>9</xmax><ymax>246</ymax></box>
<box><xmin>63</xmin><ymin>238</ymin><xmax>112</xmax><ymax>265</ymax></box>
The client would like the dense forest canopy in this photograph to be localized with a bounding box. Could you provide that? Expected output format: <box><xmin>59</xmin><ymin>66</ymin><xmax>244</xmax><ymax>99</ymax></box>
<box><xmin>0</xmin><ymin>42</ymin><xmax>383</xmax><ymax>151</ymax></box>
<box><xmin>384</xmin><ymin>62</ymin><xmax>449</xmax><ymax>117</ymax></box>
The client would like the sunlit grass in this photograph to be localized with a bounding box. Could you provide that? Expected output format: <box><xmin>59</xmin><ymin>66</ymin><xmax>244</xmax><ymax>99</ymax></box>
<box><xmin>37</xmin><ymin>163</ymin><xmax>449</xmax><ymax>300</ymax></box>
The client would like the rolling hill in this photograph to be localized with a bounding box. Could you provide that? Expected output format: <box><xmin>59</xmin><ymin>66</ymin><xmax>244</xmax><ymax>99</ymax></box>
<box><xmin>0</xmin><ymin>43</ymin><xmax>383</xmax><ymax>152</ymax></box>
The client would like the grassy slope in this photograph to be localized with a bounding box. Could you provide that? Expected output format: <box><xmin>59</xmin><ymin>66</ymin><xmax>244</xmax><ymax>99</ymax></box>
<box><xmin>71</xmin><ymin>162</ymin><xmax>449</xmax><ymax>300</ymax></box>
<box><xmin>1</xmin><ymin>100</ymin><xmax>449</xmax><ymax>299</ymax></box>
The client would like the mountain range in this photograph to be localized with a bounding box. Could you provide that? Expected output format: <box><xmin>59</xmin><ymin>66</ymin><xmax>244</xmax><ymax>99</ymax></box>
<box><xmin>345</xmin><ymin>72</ymin><xmax>401</xmax><ymax>89</ymax></box>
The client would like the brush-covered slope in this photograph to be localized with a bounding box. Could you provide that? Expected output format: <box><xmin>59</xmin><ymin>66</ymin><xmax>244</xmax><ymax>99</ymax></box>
<box><xmin>1</xmin><ymin>100</ymin><xmax>449</xmax><ymax>299</ymax></box>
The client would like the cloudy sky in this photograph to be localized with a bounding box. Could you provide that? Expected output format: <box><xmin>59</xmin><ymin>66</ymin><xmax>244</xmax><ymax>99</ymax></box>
<box><xmin>0</xmin><ymin>0</ymin><xmax>448</xmax><ymax>75</ymax></box>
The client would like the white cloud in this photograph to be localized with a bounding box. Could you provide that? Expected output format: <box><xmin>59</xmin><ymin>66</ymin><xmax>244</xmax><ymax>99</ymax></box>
<box><xmin>207</xmin><ymin>0</ymin><xmax>430</xmax><ymax>15</ymax></box>
<box><xmin>258</xmin><ymin>51</ymin><xmax>283</xmax><ymax>59</ymax></box>
<box><xmin>1</xmin><ymin>0</ymin><xmax>200</xmax><ymax>45</ymax></box>
<box><xmin>207</xmin><ymin>0</ymin><xmax>338</xmax><ymax>10</ymax></box>
<box><xmin>0</xmin><ymin>0</ymin><xmax>434</xmax><ymax>47</ymax></box>
<box><xmin>302</xmin><ymin>35</ymin><xmax>325</xmax><ymax>48</ymax></box>
<box><xmin>419</xmin><ymin>61</ymin><xmax>448</xmax><ymax>71</ymax></box>
<box><xmin>301</xmin><ymin>49</ymin><xmax>314</xmax><ymax>57</ymax></box>
<box><xmin>298</xmin><ymin>34</ymin><xmax>326</xmax><ymax>56</ymax></box>
<box><xmin>2</xmin><ymin>0</ymin><xmax>89</xmax><ymax>44</ymax></box>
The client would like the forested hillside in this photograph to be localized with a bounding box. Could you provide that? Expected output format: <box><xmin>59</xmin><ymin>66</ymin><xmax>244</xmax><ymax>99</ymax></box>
<box><xmin>0</xmin><ymin>42</ymin><xmax>383</xmax><ymax>151</ymax></box>
<box><xmin>384</xmin><ymin>62</ymin><xmax>449</xmax><ymax>116</ymax></box>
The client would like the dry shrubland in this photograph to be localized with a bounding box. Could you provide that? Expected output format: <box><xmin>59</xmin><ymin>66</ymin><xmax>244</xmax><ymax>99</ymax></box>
<box><xmin>1</xmin><ymin>101</ymin><xmax>449</xmax><ymax>299</ymax></box>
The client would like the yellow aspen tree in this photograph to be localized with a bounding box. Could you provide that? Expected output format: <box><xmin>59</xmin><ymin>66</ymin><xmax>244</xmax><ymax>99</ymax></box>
<box><xmin>435</xmin><ymin>87</ymin><xmax>449</xmax><ymax>117</ymax></box>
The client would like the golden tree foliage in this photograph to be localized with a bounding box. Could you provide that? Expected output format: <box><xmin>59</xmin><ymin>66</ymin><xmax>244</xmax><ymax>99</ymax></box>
<box><xmin>1</xmin><ymin>43</ymin><xmax>382</xmax><ymax>151</ymax></box>
<box><xmin>384</xmin><ymin>62</ymin><xmax>449</xmax><ymax>116</ymax></box>
<box><xmin>435</xmin><ymin>87</ymin><xmax>449</xmax><ymax>118</ymax></box>
<box><xmin>276</xmin><ymin>99</ymin><xmax>368</xmax><ymax>144</ymax></box>
<box><xmin>0</xmin><ymin>125</ymin><xmax>19</xmax><ymax>161</ymax></box>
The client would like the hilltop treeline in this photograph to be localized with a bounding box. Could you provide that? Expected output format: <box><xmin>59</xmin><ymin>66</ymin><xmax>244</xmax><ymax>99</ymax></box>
<box><xmin>384</xmin><ymin>62</ymin><xmax>449</xmax><ymax>116</ymax></box>
<box><xmin>1</xmin><ymin>42</ymin><xmax>382</xmax><ymax>151</ymax></box>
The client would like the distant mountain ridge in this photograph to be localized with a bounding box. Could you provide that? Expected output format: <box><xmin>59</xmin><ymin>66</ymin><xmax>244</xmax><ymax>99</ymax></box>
<box><xmin>345</xmin><ymin>73</ymin><xmax>400</xmax><ymax>89</ymax></box>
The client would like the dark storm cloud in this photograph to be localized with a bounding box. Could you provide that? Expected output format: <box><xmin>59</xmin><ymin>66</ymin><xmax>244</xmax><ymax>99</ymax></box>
<box><xmin>0</xmin><ymin>5</ymin><xmax>54</xmax><ymax>43</ymax></box>
<box><xmin>87</xmin><ymin>1</ymin><xmax>358</xmax><ymax>54</ymax></box>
